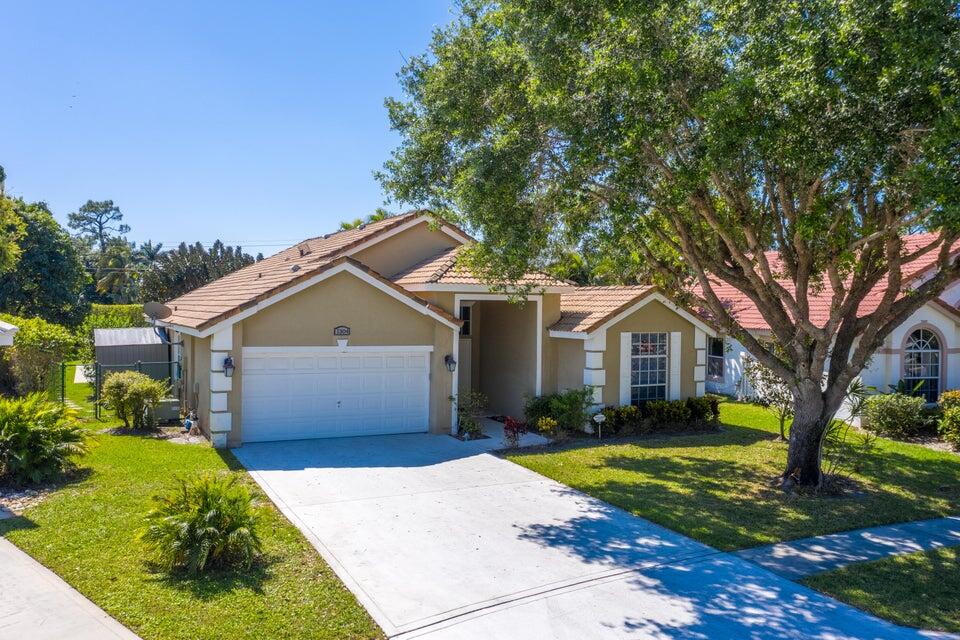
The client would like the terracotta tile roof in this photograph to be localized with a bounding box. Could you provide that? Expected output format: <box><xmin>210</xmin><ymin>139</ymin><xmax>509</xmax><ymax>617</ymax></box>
<box><xmin>163</xmin><ymin>212</ymin><xmax>464</xmax><ymax>331</ymax></box>
<box><xmin>391</xmin><ymin>246</ymin><xmax>571</xmax><ymax>288</ymax></box>
<box><xmin>692</xmin><ymin>233</ymin><xmax>960</xmax><ymax>331</ymax></box>
<box><xmin>550</xmin><ymin>286</ymin><xmax>656</xmax><ymax>333</ymax></box>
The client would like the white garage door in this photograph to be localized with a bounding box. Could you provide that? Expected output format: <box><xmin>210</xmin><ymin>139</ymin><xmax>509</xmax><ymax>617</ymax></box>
<box><xmin>241</xmin><ymin>348</ymin><xmax>431</xmax><ymax>442</ymax></box>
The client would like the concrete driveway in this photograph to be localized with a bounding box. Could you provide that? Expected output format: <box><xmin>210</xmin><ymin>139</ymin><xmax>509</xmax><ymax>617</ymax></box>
<box><xmin>235</xmin><ymin>433</ymin><xmax>952</xmax><ymax>639</ymax></box>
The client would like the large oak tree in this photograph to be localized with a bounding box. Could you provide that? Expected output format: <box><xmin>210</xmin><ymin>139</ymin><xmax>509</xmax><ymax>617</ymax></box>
<box><xmin>379</xmin><ymin>0</ymin><xmax>960</xmax><ymax>487</ymax></box>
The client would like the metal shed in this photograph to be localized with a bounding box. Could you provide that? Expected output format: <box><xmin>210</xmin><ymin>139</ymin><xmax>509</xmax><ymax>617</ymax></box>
<box><xmin>94</xmin><ymin>328</ymin><xmax>172</xmax><ymax>380</ymax></box>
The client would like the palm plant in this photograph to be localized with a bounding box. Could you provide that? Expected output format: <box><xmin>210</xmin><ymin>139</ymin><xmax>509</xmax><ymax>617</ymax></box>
<box><xmin>0</xmin><ymin>394</ymin><xmax>86</xmax><ymax>485</ymax></box>
<box><xmin>140</xmin><ymin>473</ymin><xmax>262</xmax><ymax>575</ymax></box>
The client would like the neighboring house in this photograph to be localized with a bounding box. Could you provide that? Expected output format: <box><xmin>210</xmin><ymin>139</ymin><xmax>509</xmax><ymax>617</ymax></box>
<box><xmin>0</xmin><ymin>319</ymin><xmax>18</xmax><ymax>347</ymax></box>
<box><xmin>704</xmin><ymin>233</ymin><xmax>960</xmax><ymax>404</ymax></box>
<box><xmin>158</xmin><ymin>211</ymin><xmax>716</xmax><ymax>447</ymax></box>
<box><xmin>94</xmin><ymin>327</ymin><xmax>176</xmax><ymax>383</ymax></box>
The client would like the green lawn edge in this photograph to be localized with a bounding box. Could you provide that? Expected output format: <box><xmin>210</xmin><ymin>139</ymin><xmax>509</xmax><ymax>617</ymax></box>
<box><xmin>0</xmin><ymin>432</ymin><xmax>383</xmax><ymax>640</ymax></box>
<box><xmin>801</xmin><ymin>546</ymin><xmax>960</xmax><ymax>633</ymax></box>
<box><xmin>506</xmin><ymin>402</ymin><xmax>960</xmax><ymax>551</ymax></box>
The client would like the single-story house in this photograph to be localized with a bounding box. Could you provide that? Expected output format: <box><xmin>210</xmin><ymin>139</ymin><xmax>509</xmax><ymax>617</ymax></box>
<box><xmin>704</xmin><ymin>233</ymin><xmax>960</xmax><ymax>405</ymax></box>
<box><xmin>158</xmin><ymin>211</ymin><xmax>716</xmax><ymax>447</ymax></box>
<box><xmin>0</xmin><ymin>319</ymin><xmax>18</xmax><ymax>347</ymax></box>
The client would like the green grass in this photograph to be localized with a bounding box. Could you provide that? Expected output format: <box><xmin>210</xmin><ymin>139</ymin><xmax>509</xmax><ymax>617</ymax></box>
<box><xmin>506</xmin><ymin>402</ymin><xmax>960</xmax><ymax>551</ymax></box>
<box><xmin>47</xmin><ymin>361</ymin><xmax>98</xmax><ymax>420</ymax></box>
<box><xmin>802</xmin><ymin>546</ymin><xmax>960</xmax><ymax>633</ymax></box>
<box><xmin>0</xmin><ymin>433</ymin><xmax>382</xmax><ymax>639</ymax></box>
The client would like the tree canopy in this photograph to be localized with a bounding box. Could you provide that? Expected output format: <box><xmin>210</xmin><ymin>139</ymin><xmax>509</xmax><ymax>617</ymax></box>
<box><xmin>68</xmin><ymin>199</ymin><xmax>130</xmax><ymax>254</ymax></box>
<box><xmin>140</xmin><ymin>241</ymin><xmax>260</xmax><ymax>303</ymax></box>
<box><xmin>0</xmin><ymin>199</ymin><xmax>89</xmax><ymax>326</ymax></box>
<box><xmin>380</xmin><ymin>0</ymin><xmax>960</xmax><ymax>486</ymax></box>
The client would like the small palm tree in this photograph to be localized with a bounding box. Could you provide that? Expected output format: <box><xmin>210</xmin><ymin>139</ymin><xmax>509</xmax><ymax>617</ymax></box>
<box><xmin>140</xmin><ymin>473</ymin><xmax>262</xmax><ymax>575</ymax></box>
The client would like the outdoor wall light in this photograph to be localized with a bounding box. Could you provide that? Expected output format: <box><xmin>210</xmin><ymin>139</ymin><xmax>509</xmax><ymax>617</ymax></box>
<box><xmin>444</xmin><ymin>354</ymin><xmax>457</xmax><ymax>373</ymax></box>
<box><xmin>223</xmin><ymin>355</ymin><xmax>236</xmax><ymax>378</ymax></box>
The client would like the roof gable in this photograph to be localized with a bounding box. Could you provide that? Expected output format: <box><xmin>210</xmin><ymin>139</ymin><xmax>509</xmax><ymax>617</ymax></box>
<box><xmin>161</xmin><ymin>211</ymin><xmax>469</xmax><ymax>332</ymax></box>
<box><xmin>392</xmin><ymin>245</ymin><xmax>571</xmax><ymax>289</ymax></box>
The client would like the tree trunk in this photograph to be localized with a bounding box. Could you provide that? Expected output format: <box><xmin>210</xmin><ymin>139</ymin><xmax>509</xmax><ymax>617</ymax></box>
<box><xmin>781</xmin><ymin>383</ymin><xmax>836</xmax><ymax>489</ymax></box>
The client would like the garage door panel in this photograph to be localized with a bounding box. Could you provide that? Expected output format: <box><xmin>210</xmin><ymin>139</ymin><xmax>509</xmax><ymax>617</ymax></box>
<box><xmin>242</xmin><ymin>348</ymin><xmax>431</xmax><ymax>442</ymax></box>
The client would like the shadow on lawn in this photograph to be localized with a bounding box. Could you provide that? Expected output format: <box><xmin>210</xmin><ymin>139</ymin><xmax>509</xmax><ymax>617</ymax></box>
<box><xmin>513</xmin><ymin>485</ymin><xmax>929</xmax><ymax>639</ymax></box>
<box><xmin>147</xmin><ymin>555</ymin><xmax>276</xmax><ymax>599</ymax></box>
<box><xmin>535</xmin><ymin>423</ymin><xmax>960</xmax><ymax>550</ymax></box>
<box><xmin>0</xmin><ymin>514</ymin><xmax>39</xmax><ymax>536</ymax></box>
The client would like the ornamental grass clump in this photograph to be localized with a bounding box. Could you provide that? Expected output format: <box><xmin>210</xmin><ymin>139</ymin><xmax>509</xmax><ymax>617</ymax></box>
<box><xmin>140</xmin><ymin>472</ymin><xmax>262</xmax><ymax>575</ymax></box>
<box><xmin>0</xmin><ymin>393</ymin><xmax>86</xmax><ymax>485</ymax></box>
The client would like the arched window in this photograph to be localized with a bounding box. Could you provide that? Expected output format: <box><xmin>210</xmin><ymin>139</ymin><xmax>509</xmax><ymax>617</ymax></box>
<box><xmin>904</xmin><ymin>328</ymin><xmax>941</xmax><ymax>403</ymax></box>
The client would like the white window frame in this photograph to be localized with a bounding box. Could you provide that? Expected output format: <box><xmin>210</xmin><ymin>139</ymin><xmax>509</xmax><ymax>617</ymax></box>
<box><xmin>629</xmin><ymin>332</ymin><xmax>669</xmax><ymax>405</ymax></box>
<box><xmin>903</xmin><ymin>328</ymin><xmax>941</xmax><ymax>403</ymax></box>
<box><xmin>707</xmin><ymin>336</ymin><xmax>725</xmax><ymax>381</ymax></box>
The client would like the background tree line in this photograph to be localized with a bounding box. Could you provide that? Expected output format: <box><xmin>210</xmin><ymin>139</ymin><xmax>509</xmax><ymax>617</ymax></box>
<box><xmin>0</xmin><ymin>166</ymin><xmax>263</xmax><ymax>327</ymax></box>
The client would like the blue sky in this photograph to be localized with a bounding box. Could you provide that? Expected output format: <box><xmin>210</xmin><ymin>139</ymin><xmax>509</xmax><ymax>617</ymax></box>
<box><xmin>0</xmin><ymin>1</ymin><xmax>453</xmax><ymax>255</ymax></box>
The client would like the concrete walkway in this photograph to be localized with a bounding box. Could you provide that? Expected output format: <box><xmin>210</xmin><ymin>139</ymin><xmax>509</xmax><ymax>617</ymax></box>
<box><xmin>735</xmin><ymin>516</ymin><xmax>960</xmax><ymax>580</ymax></box>
<box><xmin>0</xmin><ymin>537</ymin><xmax>140</xmax><ymax>639</ymax></box>
<box><xmin>236</xmin><ymin>432</ymin><xmax>956</xmax><ymax>639</ymax></box>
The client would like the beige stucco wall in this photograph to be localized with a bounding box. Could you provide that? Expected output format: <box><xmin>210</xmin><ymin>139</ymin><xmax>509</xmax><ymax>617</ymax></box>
<box><xmin>351</xmin><ymin>220</ymin><xmax>459</xmax><ymax>278</ymax></box>
<box><xmin>227</xmin><ymin>322</ymin><xmax>244</xmax><ymax>447</ymax></box>
<box><xmin>602</xmin><ymin>299</ymin><xmax>697</xmax><ymax>405</ymax></box>
<box><xmin>477</xmin><ymin>300</ymin><xmax>537</xmax><ymax>416</ymax></box>
<box><xmin>541</xmin><ymin>293</ymin><xmax>562</xmax><ymax>395</ymax></box>
<box><xmin>243</xmin><ymin>271</ymin><xmax>438</xmax><ymax>347</ymax></box>
<box><xmin>192</xmin><ymin>335</ymin><xmax>212</xmax><ymax>437</ymax></box>
<box><xmin>555</xmin><ymin>338</ymin><xmax>585</xmax><ymax>391</ymax></box>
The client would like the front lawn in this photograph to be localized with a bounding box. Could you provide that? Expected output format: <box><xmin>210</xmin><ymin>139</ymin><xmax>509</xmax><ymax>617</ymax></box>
<box><xmin>802</xmin><ymin>546</ymin><xmax>960</xmax><ymax>633</ymax></box>
<box><xmin>0</xmin><ymin>432</ymin><xmax>382</xmax><ymax>640</ymax></box>
<box><xmin>507</xmin><ymin>402</ymin><xmax>960</xmax><ymax>551</ymax></box>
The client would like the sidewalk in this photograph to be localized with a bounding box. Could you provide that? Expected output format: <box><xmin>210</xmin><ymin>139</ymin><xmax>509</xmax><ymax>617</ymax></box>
<box><xmin>735</xmin><ymin>516</ymin><xmax>960</xmax><ymax>579</ymax></box>
<box><xmin>0</xmin><ymin>537</ymin><xmax>140</xmax><ymax>639</ymax></box>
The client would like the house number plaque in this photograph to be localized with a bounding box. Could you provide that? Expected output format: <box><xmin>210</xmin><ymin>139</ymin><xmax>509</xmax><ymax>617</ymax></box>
<box><xmin>334</xmin><ymin>325</ymin><xmax>351</xmax><ymax>337</ymax></box>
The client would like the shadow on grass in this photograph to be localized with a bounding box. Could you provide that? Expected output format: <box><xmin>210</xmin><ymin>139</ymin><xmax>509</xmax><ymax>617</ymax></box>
<box><xmin>515</xmin><ymin>420</ymin><xmax>960</xmax><ymax>550</ymax></box>
<box><xmin>512</xmin><ymin>485</ymin><xmax>931</xmax><ymax>638</ymax></box>
<box><xmin>145</xmin><ymin>554</ymin><xmax>276</xmax><ymax>599</ymax></box>
<box><xmin>0</xmin><ymin>514</ymin><xmax>39</xmax><ymax>535</ymax></box>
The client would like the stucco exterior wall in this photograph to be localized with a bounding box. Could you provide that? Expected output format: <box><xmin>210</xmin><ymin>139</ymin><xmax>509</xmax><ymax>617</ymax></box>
<box><xmin>477</xmin><ymin>300</ymin><xmax>537</xmax><ymax>416</ymax></box>
<box><xmin>540</xmin><ymin>293</ymin><xmax>562</xmax><ymax>395</ymax></box>
<box><xmin>242</xmin><ymin>271</ymin><xmax>437</xmax><ymax>347</ymax></box>
<box><xmin>860</xmin><ymin>302</ymin><xmax>960</xmax><ymax>395</ymax></box>
<box><xmin>351</xmin><ymin>221</ymin><xmax>459</xmax><ymax>278</ymax></box>
<box><xmin>602</xmin><ymin>299</ymin><xmax>698</xmax><ymax>405</ymax></box>
<box><xmin>555</xmin><ymin>338</ymin><xmax>585</xmax><ymax>391</ymax></box>
<box><xmin>192</xmin><ymin>335</ymin><xmax>212</xmax><ymax>437</ymax></box>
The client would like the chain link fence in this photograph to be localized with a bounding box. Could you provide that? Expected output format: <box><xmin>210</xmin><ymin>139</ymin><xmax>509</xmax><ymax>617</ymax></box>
<box><xmin>52</xmin><ymin>360</ymin><xmax>181</xmax><ymax>419</ymax></box>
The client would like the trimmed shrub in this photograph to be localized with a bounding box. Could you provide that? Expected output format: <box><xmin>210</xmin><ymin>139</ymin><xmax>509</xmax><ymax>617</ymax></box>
<box><xmin>599</xmin><ymin>404</ymin><xmax>643</xmax><ymax>436</ymax></box>
<box><xmin>101</xmin><ymin>370</ymin><xmax>168</xmax><ymax>429</ymax></box>
<box><xmin>140</xmin><ymin>473</ymin><xmax>262</xmax><ymax>575</ymax></box>
<box><xmin>524</xmin><ymin>393</ymin><xmax>557</xmax><ymax>425</ymax></box>
<box><xmin>0</xmin><ymin>394</ymin><xmax>86</xmax><ymax>485</ymax></box>
<box><xmin>939</xmin><ymin>407</ymin><xmax>960</xmax><ymax>449</ymax></box>
<box><xmin>686</xmin><ymin>396</ymin><xmax>714</xmax><ymax>422</ymax></box>
<box><xmin>0</xmin><ymin>313</ymin><xmax>76</xmax><ymax>394</ymax></box>
<box><xmin>535</xmin><ymin>416</ymin><xmax>559</xmax><ymax>437</ymax></box>
<box><xmin>939</xmin><ymin>390</ymin><xmax>960</xmax><ymax>411</ymax></box>
<box><xmin>862</xmin><ymin>393</ymin><xmax>925</xmax><ymax>438</ymax></box>
<box><xmin>704</xmin><ymin>394</ymin><xmax>723</xmax><ymax>422</ymax></box>
<box><xmin>548</xmin><ymin>387</ymin><xmax>593</xmax><ymax>433</ymax></box>
<box><xmin>644</xmin><ymin>399</ymin><xmax>692</xmax><ymax>426</ymax></box>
